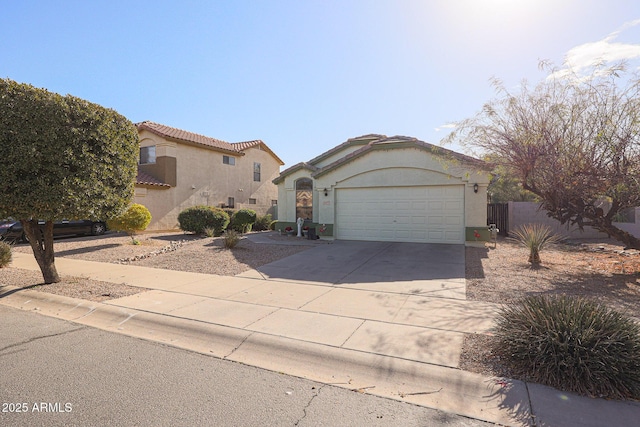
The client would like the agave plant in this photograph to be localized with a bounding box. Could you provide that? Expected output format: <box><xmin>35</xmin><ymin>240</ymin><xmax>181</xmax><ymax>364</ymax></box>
<box><xmin>509</xmin><ymin>223</ymin><xmax>560</xmax><ymax>264</ymax></box>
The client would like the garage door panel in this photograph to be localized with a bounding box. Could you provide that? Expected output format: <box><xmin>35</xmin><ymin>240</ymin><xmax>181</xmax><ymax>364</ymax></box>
<box><xmin>446</xmin><ymin>216</ymin><xmax>463</xmax><ymax>225</ymax></box>
<box><xmin>411</xmin><ymin>216</ymin><xmax>426</xmax><ymax>225</ymax></box>
<box><xmin>445</xmin><ymin>200</ymin><xmax>463</xmax><ymax>210</ymax></box>
<box><xmin>336</xmin><ymin>186</ymin><xmax>464</xmax><ymax>244</ymax></box>
<box><xmin>395</xmin><ymin>215</ymin><xmax>411</xmax><ymax>225</ymax></box>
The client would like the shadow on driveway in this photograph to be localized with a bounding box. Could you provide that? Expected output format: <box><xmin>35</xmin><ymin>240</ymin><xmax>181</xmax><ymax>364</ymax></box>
<box><xmin>255</xmin><ymin>240</ymin><xmax>465</xmax><ymax>285</ymax></box>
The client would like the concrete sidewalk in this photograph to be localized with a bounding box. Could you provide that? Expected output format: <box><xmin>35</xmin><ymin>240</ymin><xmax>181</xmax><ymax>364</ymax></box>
<box><xmin>2</xmin><ymin>248</ymin><xmax>639</xmax><ymax>426</ymax></box>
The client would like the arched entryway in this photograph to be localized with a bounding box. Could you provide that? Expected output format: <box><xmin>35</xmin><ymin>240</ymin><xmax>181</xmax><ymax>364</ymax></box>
<box><xmin>295</xmin><ymin>178</ymin><xmax>313</xmax><ymax>220</ymax></box>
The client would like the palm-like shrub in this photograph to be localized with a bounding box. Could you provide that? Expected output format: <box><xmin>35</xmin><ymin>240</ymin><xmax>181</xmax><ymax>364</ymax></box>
<box><xmin>509</xmin><ymin>223</ymin><xmax>560</xmax><ymax>264</ymax></box>
<box><xmin>0</xmin><ymin>241</ymin><xmax>11</xmax><ymax>267</ymax></box>
<box><xmin>492</xmin><ymin>295</ymin><xmax>640</xmax><ymax>400</ymax></box>
<box><xmin>178</xmin><ymin>206</ymin><xmax>229</xmax><ymax>235</ymax></box>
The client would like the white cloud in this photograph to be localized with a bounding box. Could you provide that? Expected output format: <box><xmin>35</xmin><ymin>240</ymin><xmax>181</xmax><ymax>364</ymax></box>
<box><xmin>553</xmin><ymin>19</ymin><xmax>640</xmax><ymax>78</ymax></box>
<box><xmin>435</xmin><ymin>123</ymin><xmax>456</xmax><ymax>132</ymax></box>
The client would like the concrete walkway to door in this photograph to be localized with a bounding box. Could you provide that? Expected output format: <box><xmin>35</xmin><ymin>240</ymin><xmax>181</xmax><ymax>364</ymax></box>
<box><xmin>3</xmin><ymin>233</ymin><xmax>637</xmax><ymax>426</ymax></box>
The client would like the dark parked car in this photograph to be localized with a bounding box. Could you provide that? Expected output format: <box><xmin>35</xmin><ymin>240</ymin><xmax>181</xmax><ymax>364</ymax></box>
<box><xmin>0</xmin><ymin>219</ymin><xmax>107</xmax><ymax>243</ymax></box>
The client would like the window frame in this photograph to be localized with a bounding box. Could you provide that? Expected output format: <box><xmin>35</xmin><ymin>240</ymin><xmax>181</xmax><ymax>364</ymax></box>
<box><xmin>253</xmin><ymin>162</ymin><xmax>261</xmax><ymax>182</ymax></box>
<box><xmin>139</xmin><ymin>146</ymin><xmax>156</xmax><ymax>165</ymax></box>
<box><xmin>223</xmin><ymin>155</ymin><xmax>236</xmax><ymax>166</ymax></box>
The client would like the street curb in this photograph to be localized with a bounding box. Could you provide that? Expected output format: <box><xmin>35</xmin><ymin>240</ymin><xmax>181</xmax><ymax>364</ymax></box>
<box><xmin>0</xmin><ymin>285</ymin><xmax>530</xmax><ymax>426</ymax></box>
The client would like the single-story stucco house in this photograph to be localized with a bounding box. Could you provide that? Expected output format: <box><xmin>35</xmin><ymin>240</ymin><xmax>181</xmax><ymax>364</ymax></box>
<box><xmin>273</xmin><ymin>134</ymin><xmax>491</xmax><ymax>245</ymax></box>
<box><xmin>135</xmin><ymin>121</ymin><xmax>284</xmax><ymax>231</ymax></box>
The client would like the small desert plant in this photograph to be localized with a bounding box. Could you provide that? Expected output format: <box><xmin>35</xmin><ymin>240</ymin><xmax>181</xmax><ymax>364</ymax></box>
<box><xmin>223</xmin><ymin>230</ymin><xmax>241</xmax><ymax>248</ymax></box>
<box><xmin>178</xmin><ymin>206</ymin><xmax>230</xmax><ymax>235</ymax></box>
<box><xmin>107</xmin><ymin>203</ymin><xmax>152</xmax><ymax>244</ymax></box>
<box><xmin>0</xmin><ymin>240</ymin><xmax>12</xmax><ymax>267</ymax></box>
<box><xmin>492</xmin><ymin>295</ymin><xmax>640</xmax><ymax>400</ymax></box>
<box><xmin>509</xmin><ymin>223</ymin><xmax>560</xmax><ymax>264</ymax></box>
<box><xmin>232</xmin><ymin>208</ymin><xmax>257</xmax><ymax>233</ymax></box>
<box><xmin>203</xmin><ymin>227</ymin><xmax>215</xmax><ymax>238</ymax></box>
<box><xmin>253</xmin><ymin>214</ymin><xmax>272</xmax><ymax>231</ymax></box>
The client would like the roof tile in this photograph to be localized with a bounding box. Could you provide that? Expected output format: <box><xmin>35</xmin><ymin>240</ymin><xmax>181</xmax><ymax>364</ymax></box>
<box><xmin>136</xmin><ymin>170</ymin><xmax>171</xmax><ymax>188</ymax></box>
<box><xmin>136</xmin><ymin>121</ymin><xmax>240</xmax><ymax>153</ymax></box>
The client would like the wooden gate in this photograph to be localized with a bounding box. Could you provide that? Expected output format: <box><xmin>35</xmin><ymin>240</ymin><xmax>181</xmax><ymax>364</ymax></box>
<box><xmin>487</xmin><ymin>203</ymin><xmax>509</xmax><ymax>236</ymax></box>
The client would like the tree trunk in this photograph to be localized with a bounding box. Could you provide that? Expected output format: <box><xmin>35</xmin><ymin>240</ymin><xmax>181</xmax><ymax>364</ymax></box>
<box><xmin>22</xmin><ymin>219</ymin><xmax>60</xmax><ymax>284</ymax></box>
<box><xmin>528</xmin><ymin>248</ymin><xmax>541</xmax><ymax>264</ymax></box>
<box><xmin>593</xmin><ymin>223</ymin><xmax>640</xmax><ymax>250</ymax></box>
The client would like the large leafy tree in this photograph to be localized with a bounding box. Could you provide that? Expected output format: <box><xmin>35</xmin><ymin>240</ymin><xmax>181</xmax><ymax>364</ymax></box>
<box><xmin>447</xmin><ymin>64</ymin><xmax>640</xmax><ymax>249</ymax></box>
<box><xmin>0</xmin><ymin>79</ymin><xmax>138</xmax><ymax>283</ymax></box>
<box><xmin>485</xmin><ymin>155</ymin><xmax>539</xmax><ymax>203</ymax></box>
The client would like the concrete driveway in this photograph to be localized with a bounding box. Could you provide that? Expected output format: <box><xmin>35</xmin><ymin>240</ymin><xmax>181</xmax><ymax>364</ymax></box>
<box><xmin>240</xmin><ymin>238</ymin><xmax>467</xmax><ymax>299</ymax></box>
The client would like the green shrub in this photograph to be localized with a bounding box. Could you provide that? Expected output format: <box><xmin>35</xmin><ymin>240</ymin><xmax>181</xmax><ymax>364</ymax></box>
<box><xmin>253</xmin><ymin>214</ymin><xmax>272</xmax><ymax>231</ymax></box>
<box><xmin>509</xmin><ymin>223</ymin><xmax>560</xmax><ymax>264</ymax></box>
<box><xmin>223</xmin><ymin>230</ymin><xmax>241</xmax><ymax>249</ymax></box>
<box><xmin>107</xmin><ymin>203</ymin><xmax>152</xmax><ymax>243</ymax></box>
<box><xmin>269</xmin><ymin>220</ymin><xmax>278</xmax><ymax>231</ymax></box>
<box><xmin>492</xmin><ymin>295</ymin><xmax>640</xmax><ymax>400</ymax></box>
<box><xmin>178</xmin><ymin>206</ymin><xmax>230</xmax><ymax>235</ymax></box>
<box><xmin>223</xmin><ymin>209</ymin><xmax>236</xmax><ymax>231</ymax></box>
<box><xmin>232</xmin><ymin>208</ymin><xmax>257</xmax><ymax>233</ymax></box>
<box><xmin>0</xmin><ymin>241</ymin><xmax>11</xmax><ymax>268</ymax></box>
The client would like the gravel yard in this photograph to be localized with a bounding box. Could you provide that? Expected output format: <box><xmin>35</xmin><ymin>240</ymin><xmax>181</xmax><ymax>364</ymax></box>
<box><xmin>3</xmin><ymin>231</ymin><xmax>313</xmax><ymax>302</ymax></box>
<box><xmin>2</xmin><ymin>231</ymin><xmax>638</xmax><ymax>380</ymax></box>
<box><xmin>460</xmin><ymin>237</ymin><xmax>640</xmax><ymax>378</ymax></box>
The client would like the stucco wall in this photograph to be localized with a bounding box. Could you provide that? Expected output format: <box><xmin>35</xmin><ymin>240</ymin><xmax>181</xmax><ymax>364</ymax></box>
<box><xmin>136</xmin><ymin>130</ymin><xmax>281</xmax><ymax>230</ymax></box>
<box><xmin>508</xmin><ymin>202</ymin><xmax>640</xmax><ymax>239</ymax></box>
<box><xmin>276</xmin><ymin>146</ymin><xmax>490</xmax><ymax>235</ymax></box>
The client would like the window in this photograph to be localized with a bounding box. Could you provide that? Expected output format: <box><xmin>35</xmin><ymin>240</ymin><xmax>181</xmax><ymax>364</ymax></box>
<box><xmin>248</xmin><ymin>198</ymin><xmax>257</xmax><ymax>205</ymax></box>
<box><xmin>295</xmin><ymin>178</ymin><xmax>313</xmax><ymax>220</ymax></box>
<box><xmin>223</xmin><ymin>155</ymin><xmax>235</xmax><ymax>165</ymax></box>
<box><xmin>253</xmin><ymin>162</ymin><xmax>261</xmax><ymax>182</ymax></box>
<box><xmin>227</xmin><ymin>197</ymin><xmax>235</xmax><ymax>208</ymax></box>
<box><xmin>139</xmin><ymin>146</ymin><xmax>156</xmax><ymax>165</ymax></box>
<box><xmin>271</xmin><ymin>200</ymin><xmax>278</xmax><ymax>205</ymax></box>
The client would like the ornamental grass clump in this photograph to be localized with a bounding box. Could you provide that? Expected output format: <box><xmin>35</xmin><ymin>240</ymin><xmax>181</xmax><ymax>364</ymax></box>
<box><xmin>223</xmin><ymin>230</ymin><xmax>241</xmax><ymax>249</ymax></box>
<box><xmin>509</xmin><ymin>223</ymin><xmax>560</xmax><ymax>264</ymax></box>
<box><xmin>0</xmin><ymin>240</ymin><xmax>12</xmax><ymax>267</ymax></box>
<box><xmin>492</xmin><ymin>295</ymin><xmax>640</xmax><ymax>400</ymax></box>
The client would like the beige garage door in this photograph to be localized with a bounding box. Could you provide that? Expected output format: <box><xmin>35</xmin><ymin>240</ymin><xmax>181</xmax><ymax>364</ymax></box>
<box><xmin>335</xmin><ymin>186</ymin><xmax>464</xmax><ymax>243</ymax></box>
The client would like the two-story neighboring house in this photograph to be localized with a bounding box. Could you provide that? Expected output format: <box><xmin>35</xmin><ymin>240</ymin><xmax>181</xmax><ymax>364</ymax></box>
<box><xmin>135</xmin><ymin>121</ymin><xmax>284</xmax><ymax>231</ymax></box>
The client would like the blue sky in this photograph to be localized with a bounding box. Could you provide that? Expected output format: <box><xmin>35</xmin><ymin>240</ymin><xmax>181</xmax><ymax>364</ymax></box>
<box><xmin>3</xmin><ymin>1</ymin><xmax>640</xmax><ymax>167</ymax></box>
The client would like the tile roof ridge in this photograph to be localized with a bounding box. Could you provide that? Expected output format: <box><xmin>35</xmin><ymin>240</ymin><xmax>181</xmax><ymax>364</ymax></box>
<box><xmin>136</xmin><ymin>121</ymin><xmax>239</xmax><ymax>152</ymax></box>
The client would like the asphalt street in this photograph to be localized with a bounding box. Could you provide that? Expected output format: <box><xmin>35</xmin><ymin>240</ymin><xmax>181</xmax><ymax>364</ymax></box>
<box><xmin>0</xmin><ymin>305</ymin><xmax>493</xmax><ymax>427</ymax></box>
